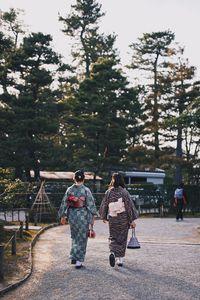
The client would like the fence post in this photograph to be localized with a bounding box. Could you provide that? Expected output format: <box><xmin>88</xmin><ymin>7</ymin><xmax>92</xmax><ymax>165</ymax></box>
<box><xmin>11</xmin><ymin>231</ymin><xmax>17</xmax><ymax>255</ymax></box>
<box><xmin>19</xmin><ymin>221</ymin><xmax>23</xmax><ymax>238</ymax></box>
<box><xmin>4</xmin><ymin>211</ymin><xmax>7</xmax><ymax>222</ymax></box>
<box><xmin>0</xmin><ymin>245</ymin><xmax>4</xmax><ymax>279</ymax></box>
<box><xmin>25</xmin><ymin>214</ymin><xmax>29</xmax><ymax>231</ymax></box>
<box><xmin>34</xmin><ymin>214</ymin><xmax>38</xmax><ymax>226</ymax></box>
<box><xmin>160</xmin><ymin>204</ymin><xmax>164</xmax><ymax>217</ymax></box>
<box><xmin>138</xmin><ymin>205</ymin><xmax>141</xmax><ymax>215</ymax></box>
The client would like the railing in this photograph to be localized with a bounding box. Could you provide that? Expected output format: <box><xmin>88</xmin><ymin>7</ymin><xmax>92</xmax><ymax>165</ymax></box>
<box><xmin>0</xmin><ymin>220</ymin><xmax>29</xmax><ymax>279</ymax></box>
<box><xmin>0</xmin><ymin>194</ymin><xmax>200</xmax><ymax>223</ymax></box>
<box><xmin>0</xmin><ymin>245</ymin><xmax>4</xmax><ymax>279</ymax></box>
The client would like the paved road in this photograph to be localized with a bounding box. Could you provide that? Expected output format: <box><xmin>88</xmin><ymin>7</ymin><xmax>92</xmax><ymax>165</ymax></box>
<box><xmin>2</xmin><ymin>218</ymin><xmax>200</xmax><ymax>300</ymax></box>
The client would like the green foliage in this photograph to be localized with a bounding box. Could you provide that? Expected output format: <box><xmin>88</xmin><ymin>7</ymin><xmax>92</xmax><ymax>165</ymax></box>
<box><xmin>0</xmin><ymin>178</ymin><xmax>28</xmax><ymax>209</ymax></box>
<box><xmin>160</xmin><ymin>52</ymin><xmax>199</xmax><ymax>183</ymax></box>
<box><xmin>129</xmin><ymin>30</ymin><xmax>176</xmax><ymax>70</ymax></box>
<box><xmin>0</xmin><ymin>10</ymin><xmax>69</xmax><ymax>180</ymax></box>
<box><xmin>128</xmin><ymin>31</ymin><xmax>200</xmax><ymax>183</ymax></box>
<box><xmin>62</xmin><ymin>58</ymin><xmax>141</xmax><ymax>172</ymax></box>
<box><xmin>59</xmin><ymin>0</ymin><xmax>117</xmax><ymax>77</ymax></box>
<box><xmin>0</xmin><ymin>7</ymin><xmax>199</xmax><ymax>186</ymax></box>
<box><xmin>181</xmin><ymin>95</ymin><xmax>200</xmax><ymax>129</ymax></box>
<box><xmin>128</xmin><ymin>30</ymin><xmax>177</xmax><ymax>165</ymax></box>
<box><xmin>124</xmin><ymin>145</ymin><xmax>153</xmax><ymax>170</ymax></box>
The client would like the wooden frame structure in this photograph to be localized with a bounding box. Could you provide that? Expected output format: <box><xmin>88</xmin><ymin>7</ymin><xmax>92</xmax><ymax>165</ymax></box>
<box><xmin>30</xmin><ymin>180</ymin><xmax>54</xmax><ymax>222</ymax></box>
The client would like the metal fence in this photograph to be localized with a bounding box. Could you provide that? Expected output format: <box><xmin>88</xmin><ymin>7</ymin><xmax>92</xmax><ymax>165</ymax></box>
<box><xmin>0</xmin><ymin>184</ymin><xmax>200</xmax><ymax>222</ymax></box>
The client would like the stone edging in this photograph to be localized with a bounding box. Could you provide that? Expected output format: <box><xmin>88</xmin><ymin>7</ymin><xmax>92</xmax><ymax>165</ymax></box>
<box><xmin>0</xmin><ymin>223</ymin><xmax>59</xmax><ymax>298</ymax></box>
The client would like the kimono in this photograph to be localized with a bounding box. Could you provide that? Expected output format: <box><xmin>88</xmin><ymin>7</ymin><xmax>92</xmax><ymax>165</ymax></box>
<box><xmin>99</xmin><ymin>186</ymin><xmax>138</xmax><ymax>258</ymax></box>
<box><xmin>58</xmin><ymin>184</ymin><xmax>97</xmax><ymax>262</ymax></box>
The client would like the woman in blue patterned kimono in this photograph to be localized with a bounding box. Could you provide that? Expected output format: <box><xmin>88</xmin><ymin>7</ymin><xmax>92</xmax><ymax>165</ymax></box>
<box><xmin>99</xmin><ymin>173</ymin><xmax>138</xmax><ymax>268</ymax></box>
<box><xmin>58</xmin><ymin>170</ymin><xmax>97</xmax><ymax>269</ymax></box>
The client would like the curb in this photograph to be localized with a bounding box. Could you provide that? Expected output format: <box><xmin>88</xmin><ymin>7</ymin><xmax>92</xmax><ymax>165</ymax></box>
<box><xmin>0</xmin><ymin>223</ymin><xmax>59</xmax><ymax>297</ymax></box>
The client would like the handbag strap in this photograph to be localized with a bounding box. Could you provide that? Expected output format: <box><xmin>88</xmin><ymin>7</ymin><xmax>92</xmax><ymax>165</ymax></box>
<box><xmin>89</xmin><ymin>223</ymin><xmax>94</xmax><ymax>230</ymax></box>
<box><xmin>132</xmin><ymin>228</ymin><xmax>136</xmax><ymax>237</ymax></box>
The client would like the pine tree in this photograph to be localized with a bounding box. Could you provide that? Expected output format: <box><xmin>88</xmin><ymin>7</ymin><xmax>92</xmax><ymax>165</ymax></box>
<box><xmin>64</xmin><ymin>58</ymin><xmax>141</xmax><ymax>174</ymax></box>
<box><xmin>59</xmin><ymin>0</ymin><xmax>117</xmax><ymax>77</ymax></box>
<box><xmin>161</xmin><ymin>51</ymin><xmax>200</xmax><ymax>183</ymax></box>
<box><xmin>0</xmin><ymin>9</ymin><xmax>67</xmax><ymax>180</ymax></box>
<box><xmin>0</xmin><ymin>9</ymin><xmax>23</xmax><ymax>171</ymax></box>
<box><xmin>11</xmin><ymin>32</ymin><xmax>66</xmax><ymax>180</ymax></box>
<box><xmin>128</xmin><ymin>31</ymin><xmax>177</xmax><ymax>166</ymax></box>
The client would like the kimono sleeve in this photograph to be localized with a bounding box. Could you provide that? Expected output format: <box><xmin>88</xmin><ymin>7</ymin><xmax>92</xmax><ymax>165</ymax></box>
<box><xmin>99</xmin><ymin>190</ymin><xmax>109</xmax><ymax>220</ymax></box>
<box><xmin>123</xmin><ymin>189</ymin><xmax>138</xmax><ymax>223</ymax></box>
<box><xmin>85</xmin><ymin>187</ymin><xmax>97</xmax><ymax>215</ymax></box>
<box><xmin>58</xmin><ymin>188</ymin><xmax>69</xmax><ymax>218</ymax></box>
<box><xmin>85</xmin><ymin>187</ymin><xmax>98</xmax><ymax>223</ymax></box>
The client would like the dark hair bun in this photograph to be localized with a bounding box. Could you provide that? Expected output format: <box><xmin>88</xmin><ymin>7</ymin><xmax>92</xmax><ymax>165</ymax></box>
<box><xmin>74</xmin><ymin>170</ymin><xmax>85</xmax><ymax>182</ymax></box>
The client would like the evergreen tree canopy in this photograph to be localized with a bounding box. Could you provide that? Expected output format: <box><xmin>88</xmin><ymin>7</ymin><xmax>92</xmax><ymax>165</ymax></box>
<box><xmin>63</xmin><ymin>58</ymin><xmax>141</xmax><ymax>172</ymax></box>
<box><xmin>160</xmin><ymin>50</ymin><xmax>199</xmax><ymax>183</ymax></box>
<box><xmin>128</xmin><ymin>31</ymin><xmax>177</xmax><ymax>165</ymax></box>
<box><xmin>59</xmin><ymin>0</ymin><xmax>118</xmax><ymax>77</ymax></box>
<box><xmin>0</xmin><ymin>19</ymin><xmax>66</xmax><ymax>180</ymax></box>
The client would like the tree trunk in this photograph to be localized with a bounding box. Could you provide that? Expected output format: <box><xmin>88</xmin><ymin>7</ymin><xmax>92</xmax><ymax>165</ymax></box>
<box><xmin>175</xmin><ymin>125</ymin><xmax>182</xmax><ymax>184</ymax></box>
<box><xmin>14</xmin><ymin>166</ymin><xmax>23</xmax><ymax>180</ymax></box>
<box><xmin>153</xmin><ymin>53</ymin><xmax>160</xmax><ymax>164</ymax></box>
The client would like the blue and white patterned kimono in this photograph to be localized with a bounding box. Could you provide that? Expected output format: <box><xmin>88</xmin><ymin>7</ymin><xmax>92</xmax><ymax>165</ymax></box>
<box><xmin>58</xmin><ymin>184</ymin><xmax>97</xmax><ymax>262</ymax></box>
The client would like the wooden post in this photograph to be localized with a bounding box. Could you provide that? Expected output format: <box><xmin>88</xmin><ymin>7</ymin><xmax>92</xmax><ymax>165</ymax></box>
<box><xmin>4</xmin><ymin>211</ymin><xmax>7</xmax><ymax>222</ymax></box>
<box><xmin>19</xmin><ymin>221</ymin><xmax>23</xmax><ymax>238</ymax></box>
<box><xmin>138</xmin><ymin>205</ymin><xmax>141</xmax><ymax>215</ymax></box>
<box><xmin>160</xmin><ymin>204</ymin><xmax>164</xmax><ymax>217</ymax></box>
<box><xmin>25</xmin><ymin>214</ymin><xmax>29</xmax><ymax>231</ymax></box>
<box><xmin>34</xmin><ymin>214</ymin><xmax>38</xmax><ymax>226</ymax></box>
<box><xmin>0</xmin><ymin>245</ymin><xmax>4</xmax><ymax>279</ymax></box>
<box><xmin>12</xmin><ymin>231</ymin><xmax>16</xmax><ymax>255</ymax></box>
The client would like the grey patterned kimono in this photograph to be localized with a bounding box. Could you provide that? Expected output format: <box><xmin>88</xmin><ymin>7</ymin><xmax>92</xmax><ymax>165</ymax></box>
<box><xmin>58</xmin><ymin>184</ymin><xmax>97</xmax><ymax>262</ymax></box>
<box><xmin>99</xmin><ymin>186</ymin><xmax>138</xmax><ymax>258</ymax></box>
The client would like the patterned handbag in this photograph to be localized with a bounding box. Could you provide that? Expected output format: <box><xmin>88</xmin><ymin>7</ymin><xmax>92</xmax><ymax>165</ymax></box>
<box><xmin>127</xmin><ymin>228</ymin><xmax>140</xmax><ymax>249</ymax></box>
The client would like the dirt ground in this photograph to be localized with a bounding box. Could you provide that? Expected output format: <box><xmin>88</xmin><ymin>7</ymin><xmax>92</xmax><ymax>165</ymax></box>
<box><xmin>0</xmin><ymin>231</ymin><xmax>35</xmax><ymax>292</ymax></box>
<box><xmin>1</xmin><ymin>219</ymin><xmax>199</xmax><ymax>297</ymax></box>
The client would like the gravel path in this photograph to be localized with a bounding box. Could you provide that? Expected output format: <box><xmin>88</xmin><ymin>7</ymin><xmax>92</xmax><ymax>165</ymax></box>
<box><xmin>2</xmin><ymin>218</ymin><xmax>200</xmax><ymax>300</ymax></box>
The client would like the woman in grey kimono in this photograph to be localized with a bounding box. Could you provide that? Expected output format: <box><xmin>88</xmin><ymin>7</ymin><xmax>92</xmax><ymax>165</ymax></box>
<box><xmin>99</xmin><ymin>173</ymin><xmax>138</xmax><ymax>267</ymax></box>
<box><xmin>58</xmin><ymin>170</ymin><xmax>97</xmax><ymax>269</ymax></box>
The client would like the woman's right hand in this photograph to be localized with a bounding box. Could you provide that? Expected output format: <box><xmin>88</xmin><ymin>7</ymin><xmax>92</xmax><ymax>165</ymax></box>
<box><xmin>130</xmin><ymin>221</ymin><xmax>136</xmax><ymax>228</ymax></box>
<box><xmin>60</xmin><ymin>217</ymin><xmax>67</xmax><ymax>225</ymax></box>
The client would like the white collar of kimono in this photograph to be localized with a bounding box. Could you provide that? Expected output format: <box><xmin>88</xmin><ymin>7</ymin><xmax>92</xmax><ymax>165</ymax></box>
<box><xmin>74</xmin><ymin>181</ymin><xmax>84</xmax><ymax>186</ymax></box>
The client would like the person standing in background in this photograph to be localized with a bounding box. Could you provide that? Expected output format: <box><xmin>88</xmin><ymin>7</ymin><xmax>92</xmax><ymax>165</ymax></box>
<box><xmin>99</xmin><ymin>173</ymin><xmax>138</xmax><ymax>268</ymax></box>
<box><xmin>58</xmin><ymin>170</ymin><xmax>97</xmax><ymax>269</ymax></box>
<box><xmin>174</xmin><ymin>182</ymin><xmax>187</xmax><ymax>221</ymax></box>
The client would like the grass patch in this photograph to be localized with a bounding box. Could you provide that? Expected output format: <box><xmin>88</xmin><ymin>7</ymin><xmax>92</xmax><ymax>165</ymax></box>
<box><xmin>0</xmin><ymin>221</ymin><xmax>55</xmax><ymax>287</ymax></box>
<box><xmin>0</xmin><ymin>224</ymin><xmax>43</xmax><ymax>287</ymax></box>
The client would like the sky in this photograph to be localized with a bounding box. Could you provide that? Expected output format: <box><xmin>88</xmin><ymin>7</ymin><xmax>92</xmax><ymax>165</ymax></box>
<box><xmin>1</xmin><ymin>0</ymin><xmax>200</xmax><ymax>78</ymax></box>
